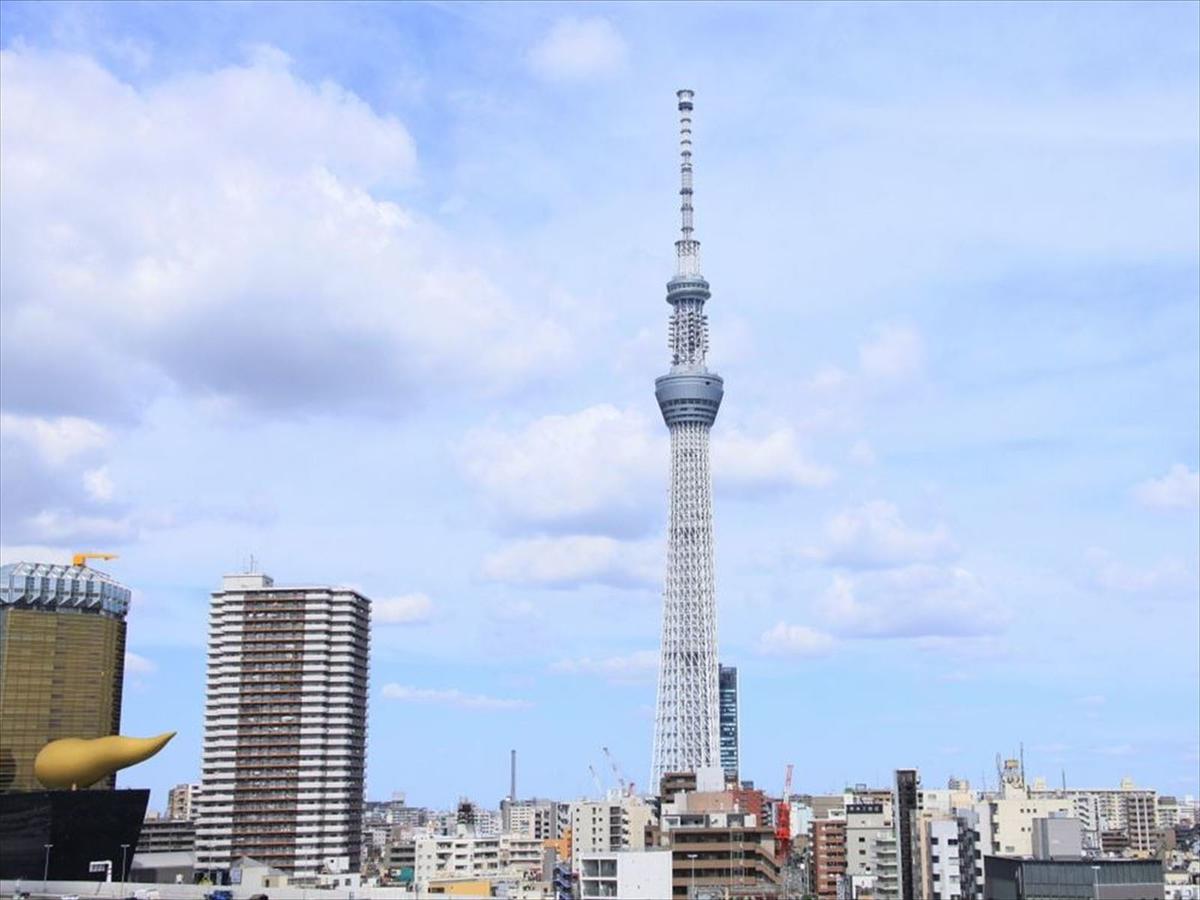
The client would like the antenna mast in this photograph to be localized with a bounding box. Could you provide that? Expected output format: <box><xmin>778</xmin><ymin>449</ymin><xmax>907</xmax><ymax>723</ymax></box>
<box><xmin>675</xmin><ymin>89</ymin><xmax>700</xmax><ymax>277</ymax></box>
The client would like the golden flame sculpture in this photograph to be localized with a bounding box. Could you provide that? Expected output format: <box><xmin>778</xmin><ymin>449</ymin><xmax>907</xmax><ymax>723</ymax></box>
<box><xmin>34</xmin><ymin>733</ymin><xmax>175</xmax><ymax>789</ymax></box>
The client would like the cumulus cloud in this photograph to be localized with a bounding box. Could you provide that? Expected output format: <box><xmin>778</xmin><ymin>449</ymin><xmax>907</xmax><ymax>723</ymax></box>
<box><xmin>527</xmin><ymin>17</ymin><xmax>628</xmax><ymax>81</ymax></box>
<box><xmin>381</xmin><ymin>683</ymin><xmax>531</xmax><ymax>711</ymax></box>
<box><xmin>809</xmin><ymin>500</ymin><xmax>958</xmax><ymax>568</ymax></box>
<box><xmin>551</xmin><ymin>649</ymin><xmax>659</xmax><ymax>684</ymax></box>
<box><xmin>816</xmin><ymin>566</ymin><xmax>1005</xmax><ymax>639</ymax></box>
<box><xmin>483</xmin><ymin>535</ymin><xmax>660</xmax><ymax>589</ymax></box>
<box><xmin>858</xmin><ymin>325</ymin><xmax>925</xmax><ymax>382</ymax></box>
<box><xmin>0</xmin><ymin>47</ymin><xmax>569</xmax><ymax>422</ymax></box>
<box><xmin>460</xmin><ymin>405</ymin><xmax>660</xmax><ymax>535</ymax></box>
<box><xmin>460</xmin><ymin>406</ymin><xmax>832</xmax><ymax>535</ymax></box>
<box><xmin>373</xmin><ymin>593</ymin><xmax>434</xmax><ymax>624</ymax></box>
<box><xmin>758</xmin><ymin>622</ymin><xmax>836</xmax><ymax>657</ymax></box>
<box><xmin>1133</xmin><ymin>464</ymin><xmax>1200</xmax><ymax>510</ymax></box>
<box><xmin>713</xmin><ymin>428</ymin><xmax>834</xmax><ymax>490</ymax></box>
<box><xmin>0</xmin><ymin>412</ymin><xmax>141</xmax><ymax>544</ymax></box>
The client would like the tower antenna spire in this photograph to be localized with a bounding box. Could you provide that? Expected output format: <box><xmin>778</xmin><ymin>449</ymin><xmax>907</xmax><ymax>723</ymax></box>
<box><xmin>675</xmin><ymin>89</ymin><xmax>700</xmax><ymax>277</ymax></box>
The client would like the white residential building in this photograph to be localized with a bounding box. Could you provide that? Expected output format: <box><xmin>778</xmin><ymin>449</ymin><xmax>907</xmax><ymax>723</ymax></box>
<box><xmin>1030</xmin><ymin>779</ymin><xmax>1159</xmax><ymax>852</ymax></box>
<box><xmin>167</xmin><ymin>783</ymin><xmax>200</xmax><ymax>821</ymax></box>
<box><xmin>578</xmin><ymin>851</ymin><xmax>673</xmax><ymax>899</ymax></box>
<box><xmin>844</xmin><ymin>799</ymin><xmax>894</xmax><ymax>882</ymax></box>
<box><xmin>570</xmin><ymin>793</ymin><xmax>655</xmax><ymax>862</ymax></box>
<box><xmin>196</xmin><ymin>573</ymin><xmax>370</xmax><ymax>880</ymax></box>
<box><xmin>413</xmin><ymin>831</ymin><xmax>544</xmax><ymax>887</ymax></box>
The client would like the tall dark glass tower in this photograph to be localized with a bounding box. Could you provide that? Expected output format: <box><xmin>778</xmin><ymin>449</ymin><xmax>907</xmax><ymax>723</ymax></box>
<box><xmin>718</xmin><ymin>665</ymin><xmax>739</xmax><ymax>783</ymax></box>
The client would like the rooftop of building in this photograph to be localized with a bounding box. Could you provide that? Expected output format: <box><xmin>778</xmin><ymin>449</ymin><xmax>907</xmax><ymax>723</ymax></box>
<box><xmin>0</xmin><ymin>560</ymin><xmax>131</xmax><ymax>617</ymax></box>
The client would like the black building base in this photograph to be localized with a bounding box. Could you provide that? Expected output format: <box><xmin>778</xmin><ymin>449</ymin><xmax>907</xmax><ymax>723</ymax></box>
<box><xmin>0</xmin><ymin>790</ymin><xmax>149</xmax><ymax>880</ymax></box>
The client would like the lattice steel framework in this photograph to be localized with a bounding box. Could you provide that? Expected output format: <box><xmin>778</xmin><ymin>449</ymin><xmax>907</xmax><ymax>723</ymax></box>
<box><xmin>651</xmin><ymin>90</ymin><xmax>725</xmax><ymax>790</ymax></box>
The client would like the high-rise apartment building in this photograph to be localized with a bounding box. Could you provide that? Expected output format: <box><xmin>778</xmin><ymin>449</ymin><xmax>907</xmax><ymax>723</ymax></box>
<box><xmin>196</xmin><ymin>573</ymin><xmax>369</xmax><ymax>880</ymax></box>
<box><xmin>570</xmin><ymin>793</ymin><xmax>655</xmax><ymax>861</ymax></box>
<box><xmin>651</xmin><ymin>89</ymin><xmax>726</xmax><ymax>788</ymax></box>
<box><xmin>0</xmin><ymin>561</ymin><xmax>130</xmax><ymax>792</ymax></box>
<box><xmin>718</xmin><ymin>665</ymin><xmax>739</xmax><ymax>783</ymax></box>
<box><xmin>167</xmin><ymin>782</ymin><xmax>200</xmax><ymax>820</ymax></box>
<box><xmin>809</xmin><ymin>818</ymin><xmax>847</xmax><ymax>900</ymax></box>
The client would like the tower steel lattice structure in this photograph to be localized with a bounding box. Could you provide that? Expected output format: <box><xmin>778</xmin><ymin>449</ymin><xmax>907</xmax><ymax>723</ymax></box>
<box><xmin>650</xmin><ymin>89</ymin><xmax>725</xmax><ymax>790</ymax></box>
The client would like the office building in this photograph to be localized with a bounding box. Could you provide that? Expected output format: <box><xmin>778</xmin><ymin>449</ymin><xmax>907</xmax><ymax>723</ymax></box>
<box><xmin>651</xmin><ymin>90</ymin><xmax>727</xmax><ymax>788</ymax></box>
<box><xmin>983</xmin><ymin>856</ymin><xmax>1163</xmax><ymax>899</ymax></box>
<box><xmin>195</xmin><ymin>573</ymin><xmax>370</xmax><ymax>879</ymax></box>
<box><xmin>718</xmin><ymin>665</ymin><xmax>740</xmax><ymax>784</ymax></box>
<box><xmin>844</xmin><ymin>797</ymin><xmax>893</xmax><ymax>885</ymax></box>
<box><xmin>0</xmin><ymin>561</ymin><xmax>130</xmax><ymax>792</ymax></box>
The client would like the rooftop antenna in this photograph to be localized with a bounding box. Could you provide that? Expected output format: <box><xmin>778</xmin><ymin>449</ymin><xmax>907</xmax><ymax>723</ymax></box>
<box><xmin>1020</xmin><ymin>742</ymin><xmax>1026</xmax><ymax>785</ymax></box>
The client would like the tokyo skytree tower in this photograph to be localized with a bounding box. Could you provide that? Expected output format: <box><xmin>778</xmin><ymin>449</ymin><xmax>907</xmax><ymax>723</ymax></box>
<box><xmin>651</xmin><ymin>89</ymin><xmax>724</xmax><ymax>789</ymax></box>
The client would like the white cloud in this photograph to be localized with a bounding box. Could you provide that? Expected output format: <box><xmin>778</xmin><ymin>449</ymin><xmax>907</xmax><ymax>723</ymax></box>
<box><xmin>810</xmin><ymin>500</ymin><xmax>957</xmax><ymax>568</ymax></box>
<box><xmin>0</xmin><ymin>413</ymin><xmax>111</xmax><ymax>465</ymax></box>
<box><xmin>0</xmin><ymin>47</ymin><xmax>570</xmax><ymax>421</ymax></box>
<box><xmin>0</xmin><ymin>545</ymin><xmax>76</xmax><ymax>565</ymax></box>
<box><xmin>713</xmin><ymin>428</ymin><xmax>834</xmax><ymax>490</ymax></box>
<box><xmin>758</xmin><ymin>622</ymin><xmax>836</xmax><ymax>657</ymax></box>
<box><xmin>1133</xmin><ymin>464</ymin><xmax>1200</xmax><ymax>510</ymax></box>
<box><xmin>483</xmin><ymin>535</ymin><xmax>660</xmax><ymax>589</ymax></box>
<box><xmin>380</xmin><ymin>683</ymin><xmax>531</xmax><ymax>711</ymax></box>
<box><xmin>83</xmin><ymin>466</ymin><xmax>115</xmax><ymax>502</ymax></box>
<box><xmin>858</xmin><ymin>325</ymin><xmax>925</xmax><ymax>382</ymax></box>
<box><xmin>461</xmin><ymin>406</ymin><xmax>833</xmax><ymax>535</ymax></box>
<box><xmin>373</xmin><ymin>593</ymin><xmax>434</xmax><ymax>624</ymax></box>
<box><xmin>1086</xmin><ymin>548</ymin><xmax>1195</xmax><ymax>595</ymax></box>
<box><xmin>460</xmin><ymin>405</ymin><xmax>660</xmax><ymax>534</ymax></box>
<box><xmin>124</xmin><ymin>651</ymin><xmax>157</xmax><ymax>675</ymax></box>
<box><xmin>25</xmin><ymin>509</ymin><xmax>138</xmax><ymax>544</ymax></box>
<box><xmin>818</xmin><ymin>565</ymin><xmax>1006</xmax><ymax>639</ymax></box>
<box><xmin>527</xmin><ymin>17</ymin><xmax>627</xmax><ymax>82</ymax></box>
<box><xmin>551</xmin><ymin>650</ymin><xmax>659</xmax><ymax>684</ymax></box>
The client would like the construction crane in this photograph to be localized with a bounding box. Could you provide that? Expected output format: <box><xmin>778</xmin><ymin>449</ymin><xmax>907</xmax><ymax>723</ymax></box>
<box><xmin>776</xmin><ymin>763</ymin><xmax>794</xmax><ymax>861</ymax></box>
<box><xmin>588</xmin><ymin>764</ymin><xmax>604</xmax><ymax>798</ymax></box>
<box><xmin>72</xmin><ymin>552</ymin><xmax>118</xmax><ymax>567</ymax></box>
<box><xmin>602</xmin><ymin>746</ymin><xmax>628</xmax><ymax>795</ymax></box>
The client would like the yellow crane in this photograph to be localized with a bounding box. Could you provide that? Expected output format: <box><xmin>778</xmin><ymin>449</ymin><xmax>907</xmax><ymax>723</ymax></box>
<box><xmin>72</xmin><ymin>552</ymin><xmax>118</xmax><ymax>567</ymax></box>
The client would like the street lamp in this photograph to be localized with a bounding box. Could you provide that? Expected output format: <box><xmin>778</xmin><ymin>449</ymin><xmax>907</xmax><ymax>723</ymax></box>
<box><xmin>42</xmin><ymin>843</ymin><xmax>53</xmax><ymax>895</ymax></box>
<box><xmin>1091</xmin><ymin>863</ymin><xmax>1102</xmax><ymax>900</ymax></box>
<box><xmin>120</xmin><ymin>843</ymin><xmax>131</xmax><ymax>898</ymax></box>
<box><xmin>687</xmin><ymin>852</ymin><xmax>698</xmax><ymax>899</ymax></box>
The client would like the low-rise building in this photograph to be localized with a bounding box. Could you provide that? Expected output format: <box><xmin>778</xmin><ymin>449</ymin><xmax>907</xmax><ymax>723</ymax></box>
<box><xmin>414</xmin><ymin>831</ymin><xmax>544</xmax><ymax>887</ymax></box>
<box><xmin>578</xmin><ymin>850</ymin><xmax>673</xmax><ymax>899</ymax></box>
<box><xmin>983</xmin><ymin>856</ymin><xmax>1164</xmax><ymax>899</ymax></box>
<box><xmin>137</xmin><ymin>818</ymin><xmax>197</xmax><ymax>854</ymax></box>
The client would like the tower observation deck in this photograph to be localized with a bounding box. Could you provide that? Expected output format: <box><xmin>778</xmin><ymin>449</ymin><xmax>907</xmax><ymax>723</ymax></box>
<box><xmin>651</xmin><ymin>89</ymin><xmax>724</xmax><ymax>790</ymax></box>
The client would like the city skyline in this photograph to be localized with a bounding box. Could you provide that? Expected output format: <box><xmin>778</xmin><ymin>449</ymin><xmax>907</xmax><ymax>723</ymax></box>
<box><xmin>0</xmin><ymin>1</ymin><xmax>1197</xmax><ymax>810</ymax></box>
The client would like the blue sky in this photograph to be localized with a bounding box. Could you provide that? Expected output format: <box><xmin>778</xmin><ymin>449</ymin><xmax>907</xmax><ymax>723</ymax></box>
<box><xmin>1</xmin><ymin>1</ymin><xmax>1197</xmax><ymax>810</ymax></box>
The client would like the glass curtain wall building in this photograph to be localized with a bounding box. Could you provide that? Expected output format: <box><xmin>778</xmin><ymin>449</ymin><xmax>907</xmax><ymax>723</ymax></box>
<box><xmin>0</xmin><ymin>562</ymin><xmax>130</xmax><ymax>792</ymax></box>
<box><xmin>718</xmin><ymin>664</ymin><xmax>739</xmax><ymax>783</ymax></box>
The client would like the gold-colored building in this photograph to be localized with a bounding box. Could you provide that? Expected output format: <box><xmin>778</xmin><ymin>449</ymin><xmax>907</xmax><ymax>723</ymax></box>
<box><xmin>0</xmin><ymin>562</ymin><xmax>130</xmax><ymax>792</ymax></box>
